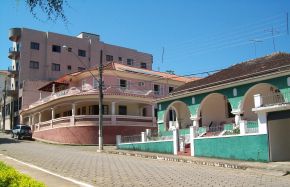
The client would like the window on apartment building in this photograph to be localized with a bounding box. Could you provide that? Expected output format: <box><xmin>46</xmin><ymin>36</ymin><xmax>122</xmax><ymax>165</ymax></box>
<box><xmin>30</xmin><ymin>42</ymin><xmax>40</xmax><ymax>50</ymax></box>
<box><xmin>120</xmin><ymin>79</ymin><xmax>127</xmax><ymax>88</ymax></box>
<box><xmin>68</xmin><ymin>47</ymin><xmax>72</xmax><ymax>52</ymax></box>
<box><xmin>119</xmin><ymin>105</ymin><xmax>127</xmax><ymax>115</ymax></box>
<box><xmin>52</xmin><ymin>63</ymin><xmax>60</xmax><ymax>71</ymax></box>
<box><xmin>169</xmin><ymin>86</ymin><xmax>174</xmax><ymax>93</ymax></box>
<box><xmin>29</xmin><ymin>61</ymin><xmax>39</xmax><ymax>69</ymax></box>
<box><xmin>127</xmin><ymin>59</ymin><xmax>133</xmax><ymax>66</ymax></box>
<box><xmin>142</xmin><ymin>108</ymin><xmax>147</xmax><ymax>117</ymax></box>
<box><xmin>78</xmin><ymin>67</ymin><xmax>85</xmax><ymax>71</ymax></box>
<box><xmin>106</xmin><ymin>55</ymin><xmax>113</xmax><ymax>61</ymax></box>
<box><xmin>52</xmin><ymin>45</ymin><xmax>61</xmax><ymax>53</ymax></box>
<box><xmin>78</xmin><ymin>49</ymin><xmax>86</xmax><ymax>57</ymax></box>
<box><xmin>154</xmin><ymin>84</ymin><xmax>160</xmax><ymax>95</ymax></box>
<box><xmin>118</xmin><ymin>57</ymin><xmax>122</xmax><ymax>61</ymax></box>
<box><xmin>140</xmin><ymin>62</ymin><xmax>147</xmax><ymax>69</ymax></box>
<box><xmin>67</xmin><ymin>65</ymin><xmax>72</xmax><ymax>71</ymax></box>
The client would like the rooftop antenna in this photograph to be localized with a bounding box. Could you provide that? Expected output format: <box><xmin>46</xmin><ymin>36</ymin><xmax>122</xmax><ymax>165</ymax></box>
<box><xmin>158</xmin><ymin>47</ymin><xmax>165</xmax><ymax>71</ymax></box>
<box><xmin>265</xmin><ymin>26</ymin><xmax>279</xmax><ymax>52</ymax></box>
<box><xmin>249</xmin><ymin>39</ymin><xmax>263</xmax><ymax>57</ymax></box>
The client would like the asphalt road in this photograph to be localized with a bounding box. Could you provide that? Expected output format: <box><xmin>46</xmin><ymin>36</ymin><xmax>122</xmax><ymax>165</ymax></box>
<box><xmin>1</xmin><ymin>133</ymin><xmax>290</xmax><ymax>187</ymax></box>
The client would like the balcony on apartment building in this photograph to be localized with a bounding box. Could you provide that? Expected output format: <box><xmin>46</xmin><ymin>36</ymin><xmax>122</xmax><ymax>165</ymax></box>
<box><xmin>9</xmin><ymin>28</ymin><xmax>21</xmax><ymax>42</ymax></box>
<box><xmin>7</xmin><ymin>66</ymin><xmax>18</xmax><ymax>78</ymax></box>
<box><xmin>8</xmin><ymin>47</ymin><xmax>20</xmax><ymax>60</ymax></box>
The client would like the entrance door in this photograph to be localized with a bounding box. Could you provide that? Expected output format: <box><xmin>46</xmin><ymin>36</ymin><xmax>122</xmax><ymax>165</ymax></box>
<box><xmin>268</xmin><ymin>110</ymin><xmax>290</xmax><ymax>161</ymax></box>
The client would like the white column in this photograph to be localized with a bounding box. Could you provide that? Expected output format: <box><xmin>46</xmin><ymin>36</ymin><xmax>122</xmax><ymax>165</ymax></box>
<box><xmin>191</xmin><ymin>117</ymin><xmax>200</xmax><ymax>127</ymax></box>
<box><xmin>111</xmin><ymin>102</ymin><xmax>116</xmax><ymax>115</ymax></box>
<box><xmin>254</xmin><ymin>94</ymin><xmax>263</xmax><ymax>108</ymax></box>
<box><xmin>239</xmin><ymin>120</ymin><xmax>246</xmax><ymax>135</ymax></box>
<box><xmin>72</xmin><ymin>103</ymin><xmax>76</xmax><ymax>116</ymax></box>
<box><xmin>39</xmin><ymin>91</ymin><xmax>42</xmax><ymax>100</ymax></box>
<box><xmin>116</xmin><ymin>135</ymin><xmax>121</xmax><ymax>146</ymax></box>
<box><xmin>190</xmin><ymin>126</ymin><xmax>195</xmax><ymax>156</ymax></box>
<box><xmin>257</xmin><ymin>112</ymin><xmax>267</xmax><ymax>134</ymax></box>
<box><xmin>141</xmin><ymin>132</ymin><xmax>147</xmax><ymax>142</ymax></box>
<box><xmin>52</xmin><ymin>84</ymin><xmax>56</xmax><ymax>94</ymax></box>
<box><xmin>51</xmin><ymin>108</ymin><xmax>55</xmax><ymax>128</ymax></box>
<box><xmin>20</xmin><ymin>115</ymin><xmax>23</xmax><ymax>124</ymax></box>
<box><xmin>38</xmin><ymin>112</ymin><xmax>41</xmax><ymax>131</ymax></box>
<box><xmin>173</xmin><ymin>128</ymin><xmax>179</xmax><ymax>155</ymax></box>
<box><xmin>146</xmin><ymin>129</ymin><xmax>151</xmax><ymax>137</ymax></box>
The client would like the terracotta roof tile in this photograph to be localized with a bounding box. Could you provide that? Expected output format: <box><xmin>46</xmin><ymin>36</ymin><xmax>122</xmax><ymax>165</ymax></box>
<box><xmin>173</xmin><ymin>52</ymin><xmax>290</xmax><ymax>94</ymax></box>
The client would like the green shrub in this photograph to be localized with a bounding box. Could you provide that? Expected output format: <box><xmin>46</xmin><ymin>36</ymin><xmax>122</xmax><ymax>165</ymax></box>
<box><xmin>0</xmin><ymin>161</ymin><xmax>46</xmax><ymax>187</ymax></box>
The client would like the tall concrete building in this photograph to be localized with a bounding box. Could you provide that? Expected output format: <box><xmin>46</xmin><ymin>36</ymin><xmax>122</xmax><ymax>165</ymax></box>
<box><xmin>6</xmin><ymin>28</ymin><xmax>153</xmax><ymax>130</ymax></box>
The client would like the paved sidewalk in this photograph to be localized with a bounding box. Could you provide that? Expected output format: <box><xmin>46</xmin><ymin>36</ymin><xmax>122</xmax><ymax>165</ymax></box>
<box><xmin>0</xmin><ymin>154</ymin><xmax>91</xmax><ymax>187</ymax></box>
<box><xmin>103</xmin><ymin>147</ymin><xmax>290</xmax><ymax>175</ymax></box>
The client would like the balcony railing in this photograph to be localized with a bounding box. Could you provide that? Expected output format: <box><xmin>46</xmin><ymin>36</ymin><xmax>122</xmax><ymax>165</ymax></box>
<box><xmin>8</xmin><ymin>47</ymin><xmax>20</xmax><ymax>59</ymax></box>
<box><xmin>254</xmin><ymin>92</ymin><xmax>290</xmax><ymax>108</ymax></box>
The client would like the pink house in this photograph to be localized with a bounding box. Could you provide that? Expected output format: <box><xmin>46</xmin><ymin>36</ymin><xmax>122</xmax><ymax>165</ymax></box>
<box><xmin>20</xmin><ymin>62</ymin><xmax>196</xmax><ymax>144</ymax></box>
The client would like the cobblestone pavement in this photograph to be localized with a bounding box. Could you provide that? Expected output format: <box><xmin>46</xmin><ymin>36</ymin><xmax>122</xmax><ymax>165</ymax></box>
<box><xmin>1</xmin><ymin>134</ymin><xmax>290</xmax><ymax>187</ymax></box>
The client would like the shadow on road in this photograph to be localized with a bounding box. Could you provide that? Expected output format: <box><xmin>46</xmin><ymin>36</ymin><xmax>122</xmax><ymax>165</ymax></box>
<box><xmin>0</xmin><ymin>137</ymin><xmax>20</xmax><ymax>144</ymax></box>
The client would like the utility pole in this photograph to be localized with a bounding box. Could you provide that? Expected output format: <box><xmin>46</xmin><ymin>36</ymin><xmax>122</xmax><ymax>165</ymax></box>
<box><xmin>98</xmin><ymin>50</ymin><xmax>104</xmax><ymax>151</ymax></box>
<box><xmin>2</xmin><ymin>78</ymin><xmax>7</xmax><ymax>132</ymax></box>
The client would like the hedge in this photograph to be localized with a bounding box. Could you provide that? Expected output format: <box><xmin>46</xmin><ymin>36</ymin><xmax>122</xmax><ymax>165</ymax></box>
<box><xmin>0</xmin><ymin>161</ymin><xmax>46</xmax><ymax>187</ymax></box>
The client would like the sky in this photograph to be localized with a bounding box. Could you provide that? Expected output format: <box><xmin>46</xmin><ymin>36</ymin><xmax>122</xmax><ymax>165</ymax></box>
<box><xmin>0</xmin><ymin>0</ymin><xmax>290</xmax><ymax>76</ymax></box>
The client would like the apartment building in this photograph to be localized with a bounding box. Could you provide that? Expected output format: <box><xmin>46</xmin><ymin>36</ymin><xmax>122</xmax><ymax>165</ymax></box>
<box><xmin>6</xmin><ymin>27</ymin><xmax>153</xmax><ymax>130</ymax></box>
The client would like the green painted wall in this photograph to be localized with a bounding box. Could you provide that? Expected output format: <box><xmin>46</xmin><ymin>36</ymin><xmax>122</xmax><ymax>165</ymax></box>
<box><xmin>118</xmin><ymin>141</ymin><xmax>173</xmax><ymax>154</ymax></box>
<box><xmin>194</xmin><ymin>134</ymin><xmax>269</xmax><ymax>162</ymax></box>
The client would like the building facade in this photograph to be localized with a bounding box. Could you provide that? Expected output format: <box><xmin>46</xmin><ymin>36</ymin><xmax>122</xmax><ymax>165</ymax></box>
<box><xmin>152</xmin><ymin>52</ymin><xmax>290</xmax><ymax>162</ymax></box>
<box><xmin>6</xmin><ymin>28</ymin><xmax>153</xmax><ymax>130</ymax></box>
<box><xmin>20</xmin><ymin>62</ymin><xmax>195</xmax><ymax>144</ymax></box>
<box><xmin>0</xmin><ymin>71</ymin><xmax>10</xmax><ymax>131</ymax></box>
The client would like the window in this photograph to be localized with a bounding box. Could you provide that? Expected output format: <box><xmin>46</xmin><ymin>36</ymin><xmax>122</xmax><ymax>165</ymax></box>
<box><xmin>106</xmin><ymin>55</ymin><xmax>113</xmax><ymax>61</ymax></box>
<box><xmin>78</xmin><ymin>49</ymin><xmax>86</xmax><ymax>57</ymax></box>
<box><xmin>77</xmin><ymin>108</ymin><xmax>81</xmax><ymax>115</ymax></box>
<box><xmin>82</xmin><ymin>107</ymin><xmax>86</xmax><ymax>115</ymax></box>
<box><xmin>55</xmin><ymin>113</ymin><xmax>61</xmax><ymax>118</ymax></box>
<box><xmin>169</xmin><ymin>86</ymin><xmax>174</xmax><ymax>93</ymax></box>
<box><xmin>93</xmin><ymin>78</ymin><xmax>99</xmax><ymax>89</ymax></box>
<box><xmin>63</xmin><ymin>110</ymin><xmax>72</xmax><ymax>117</ymax></box>
<box><xmin>120</xmin><ymin>79</ymin><xmax>127</xmax><ymax>88</ymax></box>
<box><xmin>52</xmin><ymin>63</ymin><xmax>60</xmax><ymax>71</ymax></box>
<box><xmin>142</xmin><ymin>108</ymin><xmax>147</xmax><ymax>116</ymax></box>
<box><xmin>30</xmin><ymin>42</ymin><xmax>39</xmax><ymax>50</ymax></box>
<box><xmin>119</xmin><ymin>105</ymin><xmax>127</xmax><ymax>115</ymax></box>
<box><xmin>89</xmin><ymin>105</ymin><xmax>109</xmax><ymax>115</ymax></box>
<box><xmin>138</xmin><ymin>82</ymin><xmax>145</xmax><ymax>87</ymax></box>
<box><xmin>140</xmin><ymin>62</ymin><xmax>147</xmax><ymax>69</ymax></box>
<box><xmin>52</xmin><ymin>45</ymin><xmax>61</xmax><ymax>53</ymax></box>
<box><xmin>154</xmin><ymin>84</ymin><xmax>160</xmax><ymax>95</ymax></box>
<box><xmin>78</xmin><ymin>67</ymin><xmax>85</xmax><ymax>71</ymax></box>
<box><xmin>68</xmin><ymin>47</ymin><xmax>72</xmax><ymax>52</ymax></box>
<box><xmin>127</xmin><ymin>59</ymin><xmax>133</xmax><ymax>66</ymax></box>
<box><xmin>67</xmin><ymin>65</ymin><xmax>72</xmax><ymax>70</ymax></box>
<box><xmin>118</xmin><ymin>57</ymin><xmax>122</xmax><ymax>61</ymax></box>
<box><xmin>29</xmin><ymin>61</ymin><xmax>39</xmax><ymax>69</ymax></box>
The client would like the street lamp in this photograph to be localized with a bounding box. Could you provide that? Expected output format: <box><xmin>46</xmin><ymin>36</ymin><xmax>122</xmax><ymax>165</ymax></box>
<box><xmin>62</xmin><ymin>46</ymin><xmax>104</xmax><ymax>151</ymax></box>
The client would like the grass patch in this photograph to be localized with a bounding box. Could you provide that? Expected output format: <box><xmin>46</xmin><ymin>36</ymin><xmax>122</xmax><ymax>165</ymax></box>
<box><xmin>0</xmin><ymin>161</ymin><xmax>46</xmax><ymax>187</ymax></box>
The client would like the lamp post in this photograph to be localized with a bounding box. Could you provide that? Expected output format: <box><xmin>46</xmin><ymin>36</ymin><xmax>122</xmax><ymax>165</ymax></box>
<box><xmin>62</xmin><ymin>46</ymin><xmax>104</xmax><ymax>151</ymax></box>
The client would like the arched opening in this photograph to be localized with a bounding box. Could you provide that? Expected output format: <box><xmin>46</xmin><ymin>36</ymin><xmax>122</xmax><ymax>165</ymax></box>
<box><xmin>241</xmin><ymin>83</ymin><xmax>281</xmax><ymax>121</ymax></box>
<box><xmin>197</xmin><ymin>93</ymin><xmax>234</xmax><ymax>132</ymax></box>
<box><xmin>164</xmin><ymin>101</ymin><xmax>191</xmax><ymax>130</ymax></box>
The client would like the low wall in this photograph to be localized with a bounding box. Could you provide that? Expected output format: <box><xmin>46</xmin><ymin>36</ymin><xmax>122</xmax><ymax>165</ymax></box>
<box><xmin>194</xmin><ymin>134</ymin><xmax>269</xmax><ymax>162</ymax></box>
<box><xmin>118</xmin><ymin>140</ymin><xmax>174</xmax><ymax>154</ymax></box>
<box><xmin>33</xmin><ymin>126</ymin><xmax>156</xmax><ymax>145</ymax></box>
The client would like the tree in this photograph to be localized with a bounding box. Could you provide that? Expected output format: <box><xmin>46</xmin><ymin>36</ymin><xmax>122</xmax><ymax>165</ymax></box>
<box><xmin>25</xmin><ymin>0</ymin><xmax>68</xmax><ymax>23</ymax></box>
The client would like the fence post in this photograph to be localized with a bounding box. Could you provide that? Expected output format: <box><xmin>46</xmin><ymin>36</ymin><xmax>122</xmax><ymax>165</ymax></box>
<box><xmin>146</xmin><ymin>129</ymin><xmax>151</xmax><ymax>138</ymax></box>
<box><xmin>141</xmin><ymin>132</ymin><xmax>147</xmax><ymax>142</ymax></box>
<box><xmin>173</xmin><ymin>128</ymin><xmax>179</xmax><ymax>155</ymax></box>
<box><xmin>239</xmin><ymin>120</ymin><xmax>246</xmax><ymax>135</ymax></box>
<box><xmin>190</xmin><ymin>126</ymin><xmax>195</xmax><ymax>156</ymax></box>
<box><xmin>116</xmin><ymin>135</ymin><xmax>121</xmax><ymax>147</ymax></box>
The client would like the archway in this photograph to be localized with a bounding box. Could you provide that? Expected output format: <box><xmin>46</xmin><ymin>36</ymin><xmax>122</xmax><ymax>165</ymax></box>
<box><xmin>197</xmin><ymin>93</ymin><xmax>234</xmax><ymax>130</ymax></box>
<box><xmin>164</xmin><ymin>101</ymin><xmax>191</xmax><ymax>130</ymax></box>
<box><xmin>240</xmin><ymin>83</ymin><xmax>281</xmax><ymax>121</ymax></box>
